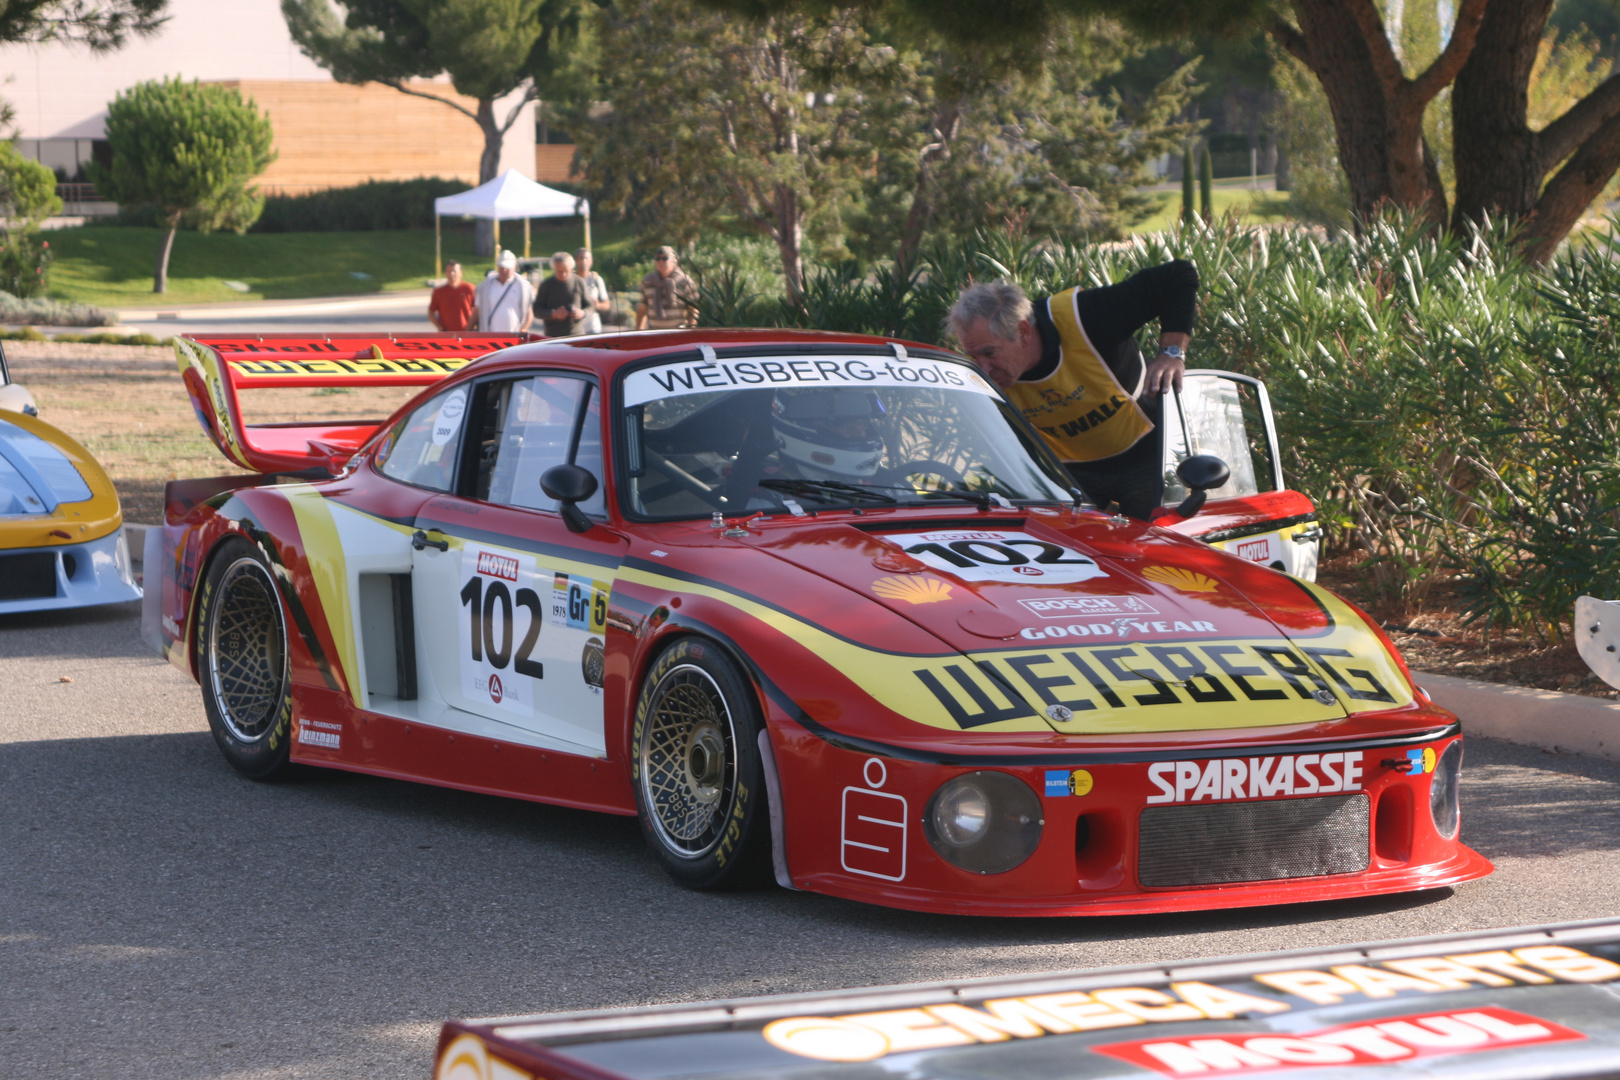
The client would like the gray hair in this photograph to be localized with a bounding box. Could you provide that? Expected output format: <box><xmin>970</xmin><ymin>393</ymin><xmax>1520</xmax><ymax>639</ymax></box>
<box><xmin>551</xmin><ymin>251</ymin><xmax>576</xmax><ymax>269</ymax></box>
<box><xmin>576</xmin><ymin>247</ymin><xmax>592</xmax><ymax>260</ymax></box>
<box><xmin>947</xmin><ymin>281</ymin><xmax>1033</xmax><ymax>342</ymax></box>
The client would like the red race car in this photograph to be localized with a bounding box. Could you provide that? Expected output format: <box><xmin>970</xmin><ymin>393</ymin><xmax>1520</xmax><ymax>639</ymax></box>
<box><xmin>144</xmin><ymin>329</ymin><xmax>1490</xmax><ymax>916</ymax></box>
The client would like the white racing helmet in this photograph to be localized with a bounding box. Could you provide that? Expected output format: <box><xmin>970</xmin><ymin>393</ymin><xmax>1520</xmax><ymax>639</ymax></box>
<box><xmin>771</xmin><ymin>388</ymin><xmax>886</xmax><ymax>480</ymax></box>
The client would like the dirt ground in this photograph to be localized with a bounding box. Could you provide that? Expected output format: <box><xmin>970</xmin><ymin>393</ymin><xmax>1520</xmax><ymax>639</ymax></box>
<box><xmin>5</xmin><ymin>340</ymin><xmax>419</xmax><ymax>524</ymax></box>
<box><xmin>1316</xmin><ymin>555</ymin><xmax>1615</xmax><ymax>699</ymax></box>
<box><xmin>7</xmin><ymin>341</ymin><xmax>1611</xmax><ymax>698</ymax></box>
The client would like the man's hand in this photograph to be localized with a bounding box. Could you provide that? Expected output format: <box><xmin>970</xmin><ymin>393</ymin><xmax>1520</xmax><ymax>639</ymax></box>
<box><xmin>1143</xmin><ymin>353</ymin><xmax>1183</xmax><ymax>396</ymax></box>
<box><xmin>1143</xmin><ymin>332</ymin><xmax>1190</xmax><ymax>395</ymax></box>
<box><xmin>552</xmin><ymin>306</ymin><xmax>570</xmax><ymax>320</ymax></box>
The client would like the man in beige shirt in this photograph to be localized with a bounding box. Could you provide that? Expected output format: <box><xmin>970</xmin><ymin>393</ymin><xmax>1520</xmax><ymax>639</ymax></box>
<box><xmin>636</xmin><ymin>246</ymin><xmax>696</xmax><ymax>330</ymax></box>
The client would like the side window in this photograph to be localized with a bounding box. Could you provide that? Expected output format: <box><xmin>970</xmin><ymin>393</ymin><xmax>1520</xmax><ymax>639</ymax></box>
<box><xmin>472</xmin><ymin>374</ymin><xmax>605</xmax><ymax>517</ymax></box>
<box><xmin>376</xmin><ymin>385</ymin><xmax>468</xmax><ymax>491</ymax></box>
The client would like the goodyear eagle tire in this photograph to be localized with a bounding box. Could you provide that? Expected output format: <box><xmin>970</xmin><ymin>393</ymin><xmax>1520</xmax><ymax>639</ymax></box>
<box><xmin>632</xmin><ymin>638</ymin><xmax>772</xmax><ymax>889</ymax></box>
<box><xmin>196</xmin><ymin>538</ymin><xmax>295</xmax><ymax>781</ymax></box>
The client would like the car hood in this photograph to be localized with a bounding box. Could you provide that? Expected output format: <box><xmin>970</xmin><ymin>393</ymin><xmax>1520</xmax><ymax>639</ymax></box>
<box><xmin>745</xmin><ymin>511</ymin><xmax>1415</xmax><ymax>736</ymax></box>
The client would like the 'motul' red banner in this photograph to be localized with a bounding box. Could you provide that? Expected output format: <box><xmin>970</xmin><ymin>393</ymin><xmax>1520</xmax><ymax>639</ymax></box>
<box><xmin>1091</xmin><ymin>1007</ymin><xmax>1584</xmax><ymax>1075</ymax></box>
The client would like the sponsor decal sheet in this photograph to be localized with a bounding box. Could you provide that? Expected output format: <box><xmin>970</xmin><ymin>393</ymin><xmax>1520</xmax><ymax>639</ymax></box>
<box><xmin>439</xmin><ymin>923</ymin><xmax>1620</xmax><ymax>1080</ymax></box>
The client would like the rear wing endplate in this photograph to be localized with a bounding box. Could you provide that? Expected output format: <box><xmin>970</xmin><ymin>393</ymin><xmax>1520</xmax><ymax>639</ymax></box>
<box><xmin>175</xmin><ymin>332</ymin><xmax>538</xmax><ymax>474</ymax></box>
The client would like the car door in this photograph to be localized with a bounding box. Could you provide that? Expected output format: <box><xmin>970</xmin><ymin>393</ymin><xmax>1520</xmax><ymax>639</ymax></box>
<box><xmin>410</xmin><ymin>370</ymin><xmax>624</xmax><ymax>755</ymax></box>
<box><xmin>1158</xmin><ymin>370</ymin><xmax>1322</xmax><ymax>580</ymax></box>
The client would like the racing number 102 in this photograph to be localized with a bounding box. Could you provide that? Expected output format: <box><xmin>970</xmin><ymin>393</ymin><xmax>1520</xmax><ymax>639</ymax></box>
<box><xmin>460</xmin><ymin>577</ymin><xmax>545</xmax><ymax>678</ymax></box>
<box><xmin>905</xmin><ymin>538</ymin><xmax>1091</xmax><ymax>569</ymax></box>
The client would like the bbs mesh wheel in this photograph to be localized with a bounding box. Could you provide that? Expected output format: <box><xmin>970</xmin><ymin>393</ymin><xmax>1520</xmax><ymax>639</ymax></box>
<box><xmin>196</xmin><ymin>539</ymin><xmax>294</xmax><ymax>780</ymax></box>
<box><xmin>632</xmin><ymin>638</ymin><xmax>772</xmax><ymax>889</ymax></box>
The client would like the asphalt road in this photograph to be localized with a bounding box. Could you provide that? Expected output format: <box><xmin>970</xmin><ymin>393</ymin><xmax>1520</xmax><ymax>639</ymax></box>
<box><xmin>5</xmin><ymin>603</ymin><xmax>1620</xmax><ymax>1079</ymax></box>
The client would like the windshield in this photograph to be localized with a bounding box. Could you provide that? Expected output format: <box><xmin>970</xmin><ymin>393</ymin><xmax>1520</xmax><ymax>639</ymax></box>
<box><xmin>619</xmin><ymin>352</ymin><xmax>1074</xmax><ymax>519</ymax></box>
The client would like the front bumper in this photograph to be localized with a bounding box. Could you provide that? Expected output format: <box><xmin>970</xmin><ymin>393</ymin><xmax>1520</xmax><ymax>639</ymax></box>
<box><xmin>775</xmin><ymin>722</ymin><xmax>1492</xmax><ymax>917</ymax></box>
<box><xmin>0</xmin><ymin>530</ymin><xmax>142</xmax><ymax>615</ymax></box>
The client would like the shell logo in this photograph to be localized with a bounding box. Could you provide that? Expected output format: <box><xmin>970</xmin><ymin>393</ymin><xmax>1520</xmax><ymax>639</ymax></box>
<box><xmin>1142</xmin><ymin>565</ymin><xmax>1219</xmax><ymax>593</ymax></box>
<box><xmin>871</xmin><ymin>575</ymin><xmax>954</xmax><ymax>605</ymax></box>
<box><xmin>436</xmin><ymin>1034</ymin><xmax>532</xmax><ymax>1080</ymax></box>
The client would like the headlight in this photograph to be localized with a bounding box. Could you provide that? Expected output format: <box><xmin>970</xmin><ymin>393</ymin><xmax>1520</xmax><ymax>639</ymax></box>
<box><xmin>924</xmin><ymin>771</ymin><xmax>1043</xmax><ymax>874</ymax></box>
<box><xmin>1429</xmin><ymin>740</ymin><xmax>1463</xmax><ymax>839</ymax></box>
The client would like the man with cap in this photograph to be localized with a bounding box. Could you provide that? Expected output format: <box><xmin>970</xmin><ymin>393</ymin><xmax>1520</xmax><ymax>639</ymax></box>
<box><xmin>637</xmin><ymin>246</ymin><xmax>696</xmax><ymax>330</ymax></box>
<box><xmin>475</xmin><ymin>250</ymin><xmax>536</xmax><ymax>333</ymax></box>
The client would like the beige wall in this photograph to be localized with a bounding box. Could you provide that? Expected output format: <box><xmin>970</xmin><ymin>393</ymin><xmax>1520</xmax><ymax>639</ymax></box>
<box><xmin>212</xmin><ymin>80</ymin><xmax>537</xmax><ymax>195</ymax></box>
<box><xmin>534</xmin><ymin>145</ymin><xmax>580</xmax><ymax>184</ymax></box>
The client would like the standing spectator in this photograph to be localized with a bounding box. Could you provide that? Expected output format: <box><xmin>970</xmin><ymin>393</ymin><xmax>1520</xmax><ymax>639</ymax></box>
<box><xmin>577</xmin><ymin>247</ymin><xmax>612</xmax><ymax>334</ymax></box>
<box><xmin>427</xmin><ymin>260</ymin><xmax>476</xmax><ymax>330</ymax></box>
<box><xmin>636</xmin><ymin>245</ymin><xmax>696</xmax><ymax>330</ymax></box>
<box><xmin>533</xmin><ymin>251</ymin><xmax>591</xmax><ymax>337</ymax></box>
<box><xmin>475</xmin><ymin>250</ymin><xmax>535</xmax><ymax>333</ymax></box>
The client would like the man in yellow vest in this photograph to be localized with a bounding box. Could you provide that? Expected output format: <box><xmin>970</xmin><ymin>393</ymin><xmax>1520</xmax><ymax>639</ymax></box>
<box><xmin>947</xmin><ymin>264</ymin><xmax>1197</xmax><ymax>520</ymax></box>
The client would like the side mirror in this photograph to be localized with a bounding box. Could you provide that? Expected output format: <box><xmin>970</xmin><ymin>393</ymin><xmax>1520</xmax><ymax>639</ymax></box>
<box><xmin>541</xmin><ymin>463</ymin><xmax>600</xmax><ymax>534</ymax></box>
<box><xmin>1173</xmin><ymin>454</ymin><xmax>1230</xmax><ymax>518</ymax></box>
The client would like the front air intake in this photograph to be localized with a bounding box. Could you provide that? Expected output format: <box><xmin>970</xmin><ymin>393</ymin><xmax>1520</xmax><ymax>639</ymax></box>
<box><xmin>1138</xmin><ymin>794</ymin><xmax>1370</xmax><ymax>888</ymax></box>
<box><xmin>0</xmin><ymin>552</ymin><xmax>56</xmax><ymax>600</ymax></box>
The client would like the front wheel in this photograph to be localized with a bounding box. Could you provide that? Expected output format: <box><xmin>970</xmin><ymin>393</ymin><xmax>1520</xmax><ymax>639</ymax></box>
<box><xmin>196</xmin><ymin>538</ymin><xmax>295</xmax><ymax>780</ymax></box>
<box><xmin>632</xmin><ymin>638</ymin><xmax>772</xmax><ymax>889</ymax></box>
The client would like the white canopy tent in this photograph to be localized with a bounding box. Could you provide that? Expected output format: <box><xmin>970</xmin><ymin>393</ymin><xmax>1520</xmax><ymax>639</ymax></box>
<box><xmin>432</xmin><ymin>170</ymin><xmax>591</xmax><ymax>274</ymax></box>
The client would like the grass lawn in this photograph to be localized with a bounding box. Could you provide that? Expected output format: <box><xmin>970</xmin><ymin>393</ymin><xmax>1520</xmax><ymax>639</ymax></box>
<box><xmin>1130</xmin><ymin>187</ymin><xmax>1292</xmax><ymax>234</ymax></box>
<box><xmin>46</xmin><ymin>221</ymin><xmax>639</xmax><ymax>308</ymax></box>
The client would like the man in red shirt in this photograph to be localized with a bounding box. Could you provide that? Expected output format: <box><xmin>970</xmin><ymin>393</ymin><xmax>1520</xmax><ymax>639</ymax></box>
<box><xmin>427</xmin><ymin>261</ymin><xmax>476</xmax><ymax>330</ymax></box>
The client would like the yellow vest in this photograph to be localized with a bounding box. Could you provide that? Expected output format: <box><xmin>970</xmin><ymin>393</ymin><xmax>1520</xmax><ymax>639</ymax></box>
<box><xmin>1003</xmin><ymin>287</ymin><xmax>1154</xmax><ymax>463</ymax></box>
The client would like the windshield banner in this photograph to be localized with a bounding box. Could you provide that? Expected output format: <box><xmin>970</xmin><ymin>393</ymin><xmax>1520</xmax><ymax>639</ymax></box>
<box><xmin>623</xmin><ymin>353</ymin><xmax>1001</xmax><ymax>406</ymax></box>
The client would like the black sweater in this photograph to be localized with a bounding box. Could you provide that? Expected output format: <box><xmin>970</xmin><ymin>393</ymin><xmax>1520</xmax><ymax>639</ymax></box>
<box><xmin>1025</xmin><ymin>259</ymin><xmax>1199</xmax><ymax>394</ymax></box>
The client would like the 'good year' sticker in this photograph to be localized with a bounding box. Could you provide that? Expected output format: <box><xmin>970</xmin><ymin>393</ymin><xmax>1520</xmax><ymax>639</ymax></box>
<box><xmin>888</xmin><ymin>530</ymin><xmax>1108</xmax><ymax>584</ymax></box>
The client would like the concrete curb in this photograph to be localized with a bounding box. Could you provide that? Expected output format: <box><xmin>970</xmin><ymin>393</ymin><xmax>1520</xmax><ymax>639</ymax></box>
<box><xmin>1417</xmin><ymin>671</ymin><xmax>1620</xmax><ymax>763</ymax></box>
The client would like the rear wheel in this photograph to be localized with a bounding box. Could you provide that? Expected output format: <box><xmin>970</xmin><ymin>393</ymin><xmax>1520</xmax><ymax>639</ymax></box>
<box><xmin>196</xmin><ymin>538</ymin><xmax>295</xmax><ymax>780</ymax></box>
<box><xmin>633</xmin><ymin>638</ymin><xmax>772</xmax><ymax>889</ymax></box>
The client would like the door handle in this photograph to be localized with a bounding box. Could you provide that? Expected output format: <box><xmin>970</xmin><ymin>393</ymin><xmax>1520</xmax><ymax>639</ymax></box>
<box><xmin>411</xmin><ymin>529</ymin><xmax>449</xmax><ymax>551</ymax></box>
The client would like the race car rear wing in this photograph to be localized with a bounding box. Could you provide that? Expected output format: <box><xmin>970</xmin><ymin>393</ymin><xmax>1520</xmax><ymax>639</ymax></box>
<box><xmin>175</xmin><ymin>332</ymin><xmax>538</xmax><ymax>474</ymax></box>
<box><xmin>435</xmin><ymin>917</ymin><xmax>1620</xmax><ymax>1079</ymax></box>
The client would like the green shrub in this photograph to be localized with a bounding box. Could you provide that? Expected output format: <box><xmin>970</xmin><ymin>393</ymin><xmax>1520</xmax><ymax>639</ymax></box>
<box><xmin>0</xmin><ymin>234</ymin><xmax>52</xmax><ymax>297</ymax></box>
<box><xmin>251</xmin><ymin>177</ymin><xmax>473</xmax><ymax>233</ymax></box>
<box><xmin>694</xmin><ymin>213</ymin><xmax>1620</xmax><ymax>639</ymax></box>
<box><xmin>0</xmin><ymin>290</ymin><xmax>117</xmax><ymax>326</ymax></box>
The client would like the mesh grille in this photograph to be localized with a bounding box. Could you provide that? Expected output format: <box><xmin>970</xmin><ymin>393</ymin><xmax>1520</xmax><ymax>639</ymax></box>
<box><xmin>1139</xmin><ymin>794</ymin><xmax>1369</xmax><ymax>888</ymax></box>
<box><xmin>0</xmin><ymin>552</ymin><xmax>56</xmax><ymax>601</ymax></box>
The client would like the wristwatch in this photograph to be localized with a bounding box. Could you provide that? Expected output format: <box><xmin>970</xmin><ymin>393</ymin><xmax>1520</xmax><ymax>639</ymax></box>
<box><xmin>1157</xmin><ymin>344</ymin><xmax>1186</xmax><ymax>361</ymax></box>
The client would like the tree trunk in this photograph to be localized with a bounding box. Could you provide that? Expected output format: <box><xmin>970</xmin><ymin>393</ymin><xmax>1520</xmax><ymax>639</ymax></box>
<box><xmin>1525</xmin><ymin>121</ymin><xmax>1620</xmax><ymax>262</ymax></box>
<box><xmin>1451</xmin><ymin>0</ymin><xmax>1620</xmax><ymax>260</ymax></box>
<box><xmin>895</xmin><ymin>101</ymin><xmax>962</xmax><ymax>273</ymax></box>
<box><xmin>776</xmin><ymin>184</ymin><xmax>804</xmax><ymax>305</ymax></box>
<box><xmin>1450</xmin><ymin>0</ymin><xmax>1552</xmax><ymax>232</ymax></box>
<box><xmin>475</xmin><ymin>97</ymin><xmax>503</xmax><ymax>258</ymax></box>
<box><xmin>153</xmin><ymin>214</ymin><xmax>180</xmax><ymax>294</ymax></box>
<box><xmin>1285</xmin><ymin>0</ymin><xmax>1443</xmax><ymax>224</ymax></box>
<box><xmin>1277</xmin><ymin>0</ymin><xmax>1487</xmax><ymax>227</ymax></box>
